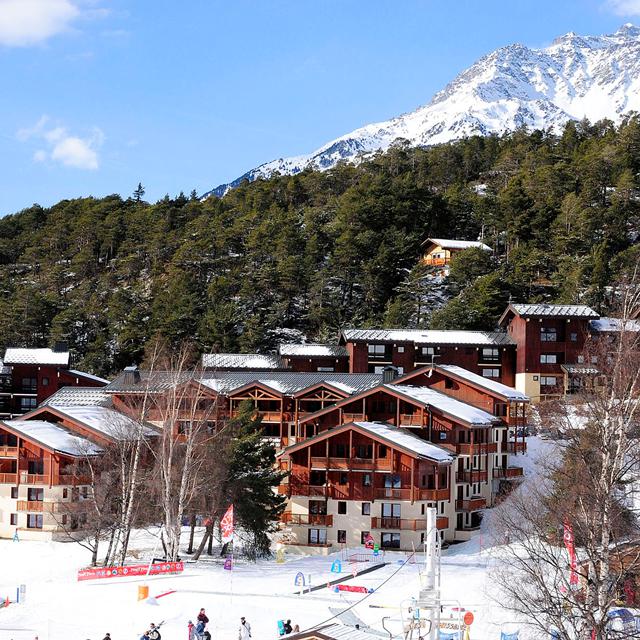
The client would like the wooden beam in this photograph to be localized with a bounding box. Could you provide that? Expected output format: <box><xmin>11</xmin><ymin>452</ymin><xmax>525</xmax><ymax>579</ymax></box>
<box><xmin>410</xmin><ymin>457</ymin><xmax>415</xmax><ymax>505</ymax></box>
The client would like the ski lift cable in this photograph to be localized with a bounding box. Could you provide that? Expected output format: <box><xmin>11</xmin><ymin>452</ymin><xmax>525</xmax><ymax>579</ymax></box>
<box><xmin>297</xmin><ymin>548</ymin><xmax>419</xmax><ymax>635</ymax></box>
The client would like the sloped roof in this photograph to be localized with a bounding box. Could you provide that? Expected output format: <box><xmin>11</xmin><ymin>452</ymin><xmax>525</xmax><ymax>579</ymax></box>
<box><xmin>422</xmin><ymin>238</ymin><xmax>492</xmax><ymax>251</ymax></box>
<box><xmin>388</xmin><ymin>384</ymin><xmax>500</xmax><ymax>426</ymax></box>
<box><xmin>68</xmin><ymin>369</ymin><xmax>110</xmax><ymax>384</ymax></box>
<box><xmin>278</xmin><ymin>344</ymin><xmax>348</xmax><ymax>357</ymax></box>
<box><xmin>589</xmin><ymin>317</ymin><xmax>640</xmax><ymax>332</ymax></box>
<box><xmin>4</xmin><ymin>348</ymin><xmax>70</xmax><ymax>366</ymax></box>
<box><xmin>1</xmin><ymin>419</ymin><xmax>102</xmax><ymax>457</ymax></box>
<box><xmin>502</xmin><ymin>304</ymin><xmax>598</xmax><ymax>321</ymax></box>
<box><xmin>435</xmin><ymin>365</ymin><xmax>529</xmax><ymax>401</ymax></box>
<box><xmin>41</xmin><ymin>387</ymin><xmax>113</xmax><ymax>408</ymax></box>
<box><xmin>201</xmin><ymin>353</ymin><xmax>285</xmax><ymax>369</ymax></box>
<box><xmin>341</xmin><ymin>328</ymin><xmax>514</xmax><ymax>346</ymax></box>
<box><xmin>282</xmin><ymin>421</ymin><xmax>453</xmax><ymax>463</ymax></box>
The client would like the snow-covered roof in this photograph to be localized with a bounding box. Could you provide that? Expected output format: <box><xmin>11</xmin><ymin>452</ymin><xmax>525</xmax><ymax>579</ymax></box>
<box><xmin>68</xmin><ymin>369</ymin><xmax>110</xmax><ymax>384</ymax></box>
<box><xmin>278</xmin><ymin>343</ymin><xmax>348</xmax><ymax>357</ymax></box>
<box><xmin>41</xmin><ymin>387</ymin><xmax>112</xmax><ymax>408</ymax></box>
<box><xmin>341</xmin><ymin>328</ymin><xmax>514</xmax><ymax>346</ymax></box>
<box><xmin>589</xmin><ymin>317</ymin><xmax>640</xmax><ymax>332</ymax></box>
<box><xmin>388</xmin><ymin>384</ymin><xmax>500</xmax><ymax>426</ymax></box>
<box><xmin>422</xmin><ymin>238</ymin><xmax>492</xmax><ymax>252</ymax></box>
<box><xmin>4</xmin><ymin>347</ymin><xmax>70</xmax><ymax>366</ymax></box>
<box><xmin>352</xmin><ymin>421</ymin><xmax>453</xmax><ymax>462</ymax></box>
<box><xmin>201</xmin><ymin>353</ymin><xmax>285</xmax><ymax>370</ymax></box>
<box><xmin>198</xmin><ymin>372</ymin><xmax>382</xmax><ymax>396</ymax></box>
<box><xmin>509</xmin><ymin>304</ymin><xmax>598</xmax><ymax>318</ymax></box>
<box><xmin>45</xmin><ymin>405</ymin><xmax>156</xmax><ymax>440</ymax></box>
<box><xmin>1</xmin><ymin>419</ymin><xmax>102</xmax><ymax>456</ymax></box>
<box><xmin>561</xmin><ymin>364</ymin><xmax>599</xmax><ymax>375</ymax></box>
<box><xmin>436</xmin><ymin>365</ymin><xmax>529</xmax><ymax>401</ymax></box>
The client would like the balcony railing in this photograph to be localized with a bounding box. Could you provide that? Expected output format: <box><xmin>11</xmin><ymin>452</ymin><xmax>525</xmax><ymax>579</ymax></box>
<box><xmin>375</xmin><ymin>487</ymin><xmax>412</xmax><ymax>500</ymax></box>
<box><xmin>493</xmin><ymin>467</ymin><xmax>524</xmax><ymax>479</ymax></box>
<box><xmin>309</xmin><ymin>456</ymin><xmax>391</xmax><ymax>471</ymax></box>
<box><xmin>371</xmin><ymin>516</ymin><xmax>449</xmax><ymax>531</ymax></box>
<box><xmin>16</xmin><ymin>500</ymin><xmax>44</xmax><ymax>512</ymax></box>
<box><xmin>287</xmin><ymin>484</ymin><xmax>350</xmax><ymax>499</ymax></box>
<box><xmin>0</xmin><ymin>472</ymin><xmax>17</xmax><ymax>483</ymax></box>
<box><xmin>423</xmin><ymin>257</ymin><xmax>448</xmax><ymax>266</ymax></box>
<box><xmin>342</xmin><ymin>413</ymin><xmax>366</xmax><ymax>423</ymax></box>
<box><xmin>399</xmin><ymin>414</ymin><xmax>423</xmax><ymax>427</ymax></box>
<box><xmin>415</xmin><ymin>488</ymin><xmax>450</xmax><ymax>501</ymax></box>
<box><xmin>20</xmin><ymin>474</ymin><xmax>47</xmax><ymax>485</ymax></box>
<box><xmin>456</xmin><ymin>442</ymin><xmax>497</xmax><ymax>456</ymax></box>
<box><xmin>281</xmin><ymin>513</ymin><xmax>334</xmax><ymax>527</ymax></box>
<box><xmin>0</xmin><ymin>446</ymin><xmax>18</xmax><ymax>457</ymax></box>
<box><xmin>506</xmin><ymin>441</ymin><xmax>527</xmax><ymax>454</ymax></box>
<box><xmin>455</xmin><ymin>497</ymin><xmax>487</xmax><ymax>512</ymax></box>
<box><xmin>456</xmin><ymin>470</ymin><xmax>488</xmax><ymax>484</ymax></box>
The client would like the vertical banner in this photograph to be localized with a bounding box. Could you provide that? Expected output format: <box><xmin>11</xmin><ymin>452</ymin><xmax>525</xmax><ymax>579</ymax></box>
<box><xmin>221</xmin><ymin>504</ymin><xmax>234</xmax><ymax>572</ymax></box>
<box><xmin>563</xmin><ymin>521</ymin><xmax>578</xmax><ymax>586</ymax></box>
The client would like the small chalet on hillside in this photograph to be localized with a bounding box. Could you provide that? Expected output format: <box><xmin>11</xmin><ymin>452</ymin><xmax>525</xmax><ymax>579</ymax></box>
<box><xmin>421</xmin><ymin>238</ymin><xmax>492</xmax><ymax>268</ymax></box>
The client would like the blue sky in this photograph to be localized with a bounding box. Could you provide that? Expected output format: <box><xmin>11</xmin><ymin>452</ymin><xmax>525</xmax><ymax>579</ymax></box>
<box><xmin>0</xmin><ymin>0</ymin><xmax>638</xmax><ymax>215</ymax></box>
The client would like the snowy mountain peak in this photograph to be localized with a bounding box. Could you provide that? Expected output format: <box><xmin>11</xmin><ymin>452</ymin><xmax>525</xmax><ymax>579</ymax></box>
<box><xmin>205</xmin><ymin>24</ymin><xmax>640</xmax><ymax>198</ymax></box>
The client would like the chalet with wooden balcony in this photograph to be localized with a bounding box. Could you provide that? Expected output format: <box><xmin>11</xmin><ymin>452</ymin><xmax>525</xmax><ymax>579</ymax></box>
<box><xmin>0</xmin><ymin>345</ymin><xmax>108</xmax><ymax>418</ymax></box>
<box><xmin>278</xmin><ymin>420</ymin><xmax>453</xmax><ymax>551</ymax></box>
<box><xmin>499</xmin><ymin>304</ymin><xmax>599</xmax><ymax>401</ymax></box>
<box><xmin>0</xmin><ymin>418</ymin><xmax>102</xmax><ymax>540</ymax></box>
<box><xmin>420</xmin><ymin>238</ymin><xmax>492</xmax><ymax>269</ymax></box>
<box><xmin>340</xmin><ymin>328</ymin><xmax>516</xmax><ymax>384</ymax></box>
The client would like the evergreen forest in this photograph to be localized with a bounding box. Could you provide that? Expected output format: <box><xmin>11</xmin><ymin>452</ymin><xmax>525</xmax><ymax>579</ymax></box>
<box><xmin>1</xmin><ymin>117</ymin><xmax>639</xmax><ymax>376</ymax></box>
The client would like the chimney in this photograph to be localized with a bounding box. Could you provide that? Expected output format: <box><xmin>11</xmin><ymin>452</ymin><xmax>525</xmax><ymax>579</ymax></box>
<box><xmin>382</xmin><ymin>365</ymin><xmax>398</xmax><ymax>384</ymax></box>
<box><xmin>123</xmin><ymin>365</ymin><xmax>141</xmax><ymax>385</ymax></box>
<box><xmin>53</xmin><ymin>341</ymin><xmax>68</xmax><ymax>353</ymax></box>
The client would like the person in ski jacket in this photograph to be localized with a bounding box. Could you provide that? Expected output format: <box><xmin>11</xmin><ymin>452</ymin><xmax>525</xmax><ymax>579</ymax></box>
<box><xmin>148</xmin><ymin>623</ymin><xmax>161</xmax><ymax>640</ymax></box>
<box><xmin>239</xmin><ymin>617</ymin><xmax>252</xmax><ymax>640</ymax></box>
<box><xmin>197</xmin><ymin>609</ymin><xmax>209</xmax><ymax>625</ymax></box>
<box><xmin>103</xmin><ymin>634</ymin><xmax>111</xmax><ymax>640</ymax></box>
<box><xmin>283</xmin><ymin>620</ymin><xmax>293</xmax><ymax>634</ymax></box>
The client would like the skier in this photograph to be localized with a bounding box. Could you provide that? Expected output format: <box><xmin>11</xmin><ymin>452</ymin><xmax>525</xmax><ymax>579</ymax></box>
<box><xmin>103</xmin><ymin>634</ymin><xmax>111</xmax><ymax>640</ymax></box>
<box><xmin>188</xmin><ymin>621</ymin><xmax>197</xmax><ymax>640</ymax></box>
<box><xmin>148</xmin><ymin>623</ymin><xmax>161</xmax><ymax>640</ymax></box>
<box><xmin>197</xmin><ymin>609</ymin><xmax>209</xmax><ymax>625</ymax></box>
<box><xmin>283</xmin><ymin>620</ymin><xmax>293</xmax><ymax>634</ymax></box>
<box><xmin>239</xmin><ymin>616</ymin><xmax>252</xmax><ymax>640</ymax></box>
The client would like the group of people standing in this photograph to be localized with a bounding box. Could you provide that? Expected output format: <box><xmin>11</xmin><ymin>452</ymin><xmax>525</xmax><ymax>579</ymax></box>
<box><xmin>188</xmin><ymin>609</ymin><xmax>252</xmax><ymax>640</ymax></box>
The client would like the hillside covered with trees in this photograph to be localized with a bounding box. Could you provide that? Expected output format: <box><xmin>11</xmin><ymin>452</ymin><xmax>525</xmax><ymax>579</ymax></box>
<box><xmin>0</xmin><ymin>117</ymin><xmax>639</xmax><ymax>376</ymax></box>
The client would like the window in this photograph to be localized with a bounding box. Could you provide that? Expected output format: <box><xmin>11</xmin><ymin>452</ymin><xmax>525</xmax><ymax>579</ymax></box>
<box><xmin>360</xmin><ymin>531</ymin><xmax>371</xmax><ymax>545</ymax></box>
<box><xmin>384</xmin><ymin>474</ymin><xmax>401</xmax><ymax>488</ymax></box>
<box><xmin>495</xmin><ymin>403</ymin><xmax>507</xmax><ymax>417</ymax></box>
<box><xmin>10</xmin><ymin>513</ymin><xmax>17</xmax><ymax>526</ymax></box>
<box><xmin>337</xmin><ymin>501</ymin><xmax>347</xmax><ymax>515</ymax></box>
<box><xmin>20</xmin><ymin>397</ymin><xmax>37</xmax><ymax>411</ymax></box>
<box><xmin>397</xmin><ymin>346</ymin><xmax>405</xmax><ymax>353</ymax></box>
<box><xmin>308</xmin><ymin>529</ymin><xmax>327</xmax><ymax>545</ymax></box>
<box><xmin>333</xmin><ymin>443</ymin><xmax>347</xmax><ymax>458</ymax></box>
<box><xmin>10</xmin><ymin>487</ymin><xmax>18</xmax><ymax>499</ymax></box>
<box><xmin>378</xmin><ymin>445</ymin><xmax>387</xmax><ymax>458</ymax></box>
<box><xmin>396</xmin><ymin>366</ymin><xmax>404</xmax><ymax>376</ymax></box>
<box><xmin>445</xmin><ymin>378</ymin><xmax>454</xmax><ymax>389</ymax></box>
<box><xmin>27</xmin><ymin>514</ymin><xmax>43</xmax><ymax>529</ymax></box>
<box><xmin>570</xmin><ymin>333</ymin><xmax>578</xmax><ymax>342</ymax></box>
<box><xmin>591</xmin><ymin>356</ymin><xmax>598</xmax><ymax>364</ymax></box>
<box><xmin>337</xmin><ymin>530</ymin><xmax>346</xmax><ymax>543</ymax></box>
<box><xmin>481</xmin><ymin>348</ymin><xmax>500</xmax><ymax>361</ymax></box>
<box><xmin>21</xmin><ymin>377</ymin><xmax>37</xmax><ymax>392</ymax></box>
<box><xmin>317</xmin><ymin>367</ymin><xmax>334</xmax><ymax>372</ymax></box>
<box><xmin>61</xmin><ymin>514</ymin><xmax>68</xmax><ymax>525</ymax></box>
<box><xmin>577</xmin><ymin>355</ymin><xmax>585</xmax><ymax>364</ymax></box>
<box><xmin>421</xmin><ymin>347</ymin><xmax>435</xmax><ymax>357</ymax></box>
<box><xmin>382</xmin><ymin>503</ymin><xmax>401</xmax><ymax>518</ymax></box>
<box><xmin>81</xmin><ymin>487</ymin><xmax>89</xmax><ymax>499</ymax></box>
<box><xmin>368</xmin><ymin>344</ymin><xmax>386</xmax><ymax>359</ymax></box>
<box><xmin>362</xmin><ymin>502</ymin><xmax>371</xmax><ymax>515</ymax></box>
<box><xmin>381</xmin><ymin>532</ymin><xmax>401</xmax><ymax>549</ymax></box>
<box><xmin>356</xmin><ymin>444</ymin><xmax>373</xmax><ymax>459</ymax></box>
<box><xmin>540</xmin><ymin>376</ymin><xmax>557</xmax><ymax>387</ymax></box>
<box><xmin>27</xmin><ymin>488</ymin><xmax>44</xmax><ymax>501</ymax></box>
<box><xmin>439</xmin><ymin>432</ymin><xmax>447</xmax><ymax>441</ymax></box>
<box><xmin>27</xmin><ymin>459</ymin><xmax>44</xmax><ymax>475</ymax></box>
<box><xmin>482</xmin><ymin>369</ymin><xmax>500</xmax><ymax>378</ymax></box>
<box><xmin>42</xmin><ymin>377</ymin><xmax>49</xmax><ymax>387</ymax></box>
<box><xmin>62</xmin><ymin>488</ymin><xmax>68</xmax><ymax>499</ymax></box>
<box><xmin>338</xmin><ymin>473</ymin><xmax>348</xmax><ymax>485</ymax></box>
<box><xmin>362</xmin><ymin>474</ymin><xmax>372</xmax><ymax>487</ymax></box>
<box><xmin>540</xmin><ymin>327</ymin><xmax>557</xmax><ymax>342</ymax></box>
<box><xmin>309</xmin><ymin>501</ymin><xmax>327</xmax><ymax>515</ymax></box>
<box><xmin>540</xmin><ymin>354</ymin><xmax>557</xmax><ymax>364</ymax></box>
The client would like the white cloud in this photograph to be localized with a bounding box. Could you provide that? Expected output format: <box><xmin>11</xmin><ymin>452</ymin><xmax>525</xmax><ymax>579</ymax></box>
<box><xmin>17</xmin><ymin>116</ymin><xmax>104</xmax><ymax>170</ymax></box>
<box><xmin>605</xmin><ymin>0</ymin><xmax>640</xmax><ymax>15</ymax></box>
<box><xmin>0</xmin><ymin>0</ymin><xmax>81</xmax><ymax>46</ymax></box>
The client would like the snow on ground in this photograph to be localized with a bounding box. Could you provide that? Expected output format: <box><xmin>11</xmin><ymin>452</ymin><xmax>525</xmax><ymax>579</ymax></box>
<box><xmin>0</xmin><ymin>438</ymin><xmax>559</xmax><ymax>640</ymax></box>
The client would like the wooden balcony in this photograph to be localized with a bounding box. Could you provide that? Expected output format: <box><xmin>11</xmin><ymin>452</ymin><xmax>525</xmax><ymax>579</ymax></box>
<box><xmin>20</xmin><ymin>474</ymin><xmax>47</xmax><ymax>485</ymax></box>
<box><xmin>423</xmin><ymin>257</ymin><xmax>448</xmax><ymax>266</ymax></box>
<box><xmin>493</xmin><ymin>467</ymin><xmax>524</xmax><ymax>479</ymax></box>
<box><xmin>287</xmin><ymin>484</ymin><xmax>350</xmax><ymax>499</ymax></box>
<box><xmin>281</xmin><ymin>513</ymin><xmax>334</xmax><ymax>527</ymax></box>
<box><xmin>415</xmin><ymin>488</ymin><xmax>450</xmax><ymax>501</ymax></box>
<box><xmin>0</xmin><ymin>473</ymin><xmax>17</xmax><ymax>483</ymax></box>
<box><xmin>456</xmin><ymin>497</ymin><xmax>487</xmax><ymax>512</ymax></box>
<box><xmin>309</xmin><ymin>457</ymin><xmax>391</xmax><ymax>471</ymax></box>
<box><xmin>456</xmin><ymin>442</ymin><xmax>497</xmax><ymax>456</ymax></box>
<box><xmin>0</xmin><ymin>446</ymin><xmax>18</xmax><ymax>457</ymax></box>
<box><xmin>371</xmin><ymin>516</ymin><xmax>449</xmax><ymax>531</ymax></box>
<box><xmin>506</xmin><ymin>441</ymin><xmax>527</xmax><ymax>454</ymax></box>
<box><xmin>341</xmin><ymin>413</ymin><xmax>366</xmax><ymax>424</ymax></box>
<box><xmin>374</xmin><ymin>487</ymin><xmax>412</xmax><ymax>500</ymax></box>
<box><xmin>456</xmin><ymin>470</ymin><xmax>488</xmax><ymax>484</ymax></box>
<box><xmin>16</xmin><ymin>500</ymin><xmax>43</xmax><ymax>512</ymax></box>
<box><xmin>398</xmin><ymin>414</ymin><xmax>423</xmax><ymax>427</ymax></box>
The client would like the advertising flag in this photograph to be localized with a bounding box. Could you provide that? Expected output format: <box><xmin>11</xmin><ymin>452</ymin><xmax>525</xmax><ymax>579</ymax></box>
<box><xmin>563</xmin><ymin>521</ymin><xmax>579</xmax><ymax>586</ymax></box>
<box><xmin>221</xmin><ymin>504</ymin><xmax>234</xmax><ymax>543</ymax></box>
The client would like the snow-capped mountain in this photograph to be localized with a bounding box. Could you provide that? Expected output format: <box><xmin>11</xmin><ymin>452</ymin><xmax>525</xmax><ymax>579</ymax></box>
<box><xmin>205</xmin><ymin>24</ymin><xmax>640</xmax><ymax>198</ymax></box>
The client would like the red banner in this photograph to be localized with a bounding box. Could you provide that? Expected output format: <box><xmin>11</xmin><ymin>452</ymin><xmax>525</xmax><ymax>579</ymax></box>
<box><xmin>563</xmin><ymin>521</ymin><xmax>579</xmax><ymax>586</ymax></box>
<box><xmin>336</xmin><ymin>584</ymin><xmax>369</xmax><ymax>593</ymax></box>
<box><xmin>77</xmin><ymin>561</ymin><xmax>184</xmax><ymax>582</ymax></box>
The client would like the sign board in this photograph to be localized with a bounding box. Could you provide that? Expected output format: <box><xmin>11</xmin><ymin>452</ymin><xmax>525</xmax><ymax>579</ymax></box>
<box><xmin>77</xmin><ymin>561</ymin><xmax>184</xmax><ymax>582</ymax></box>
<box><xmin>364</xmin><ymin>534</ymin><xmax>374</xmax><ymax>549</ymax></box>
<box><xmin>330</xmin><ymin>559</ymin><xmax>342</xmax><ymax>573</ymax></box>
<box><xmin>294</xmin><ymin>571</ymin><xmax>306</xmax><ymax>586</ymax></box>
<box><xmin>463</xmin><ymin>612</ymin><xmax>474</xmax><ymax>626</ymax></box>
